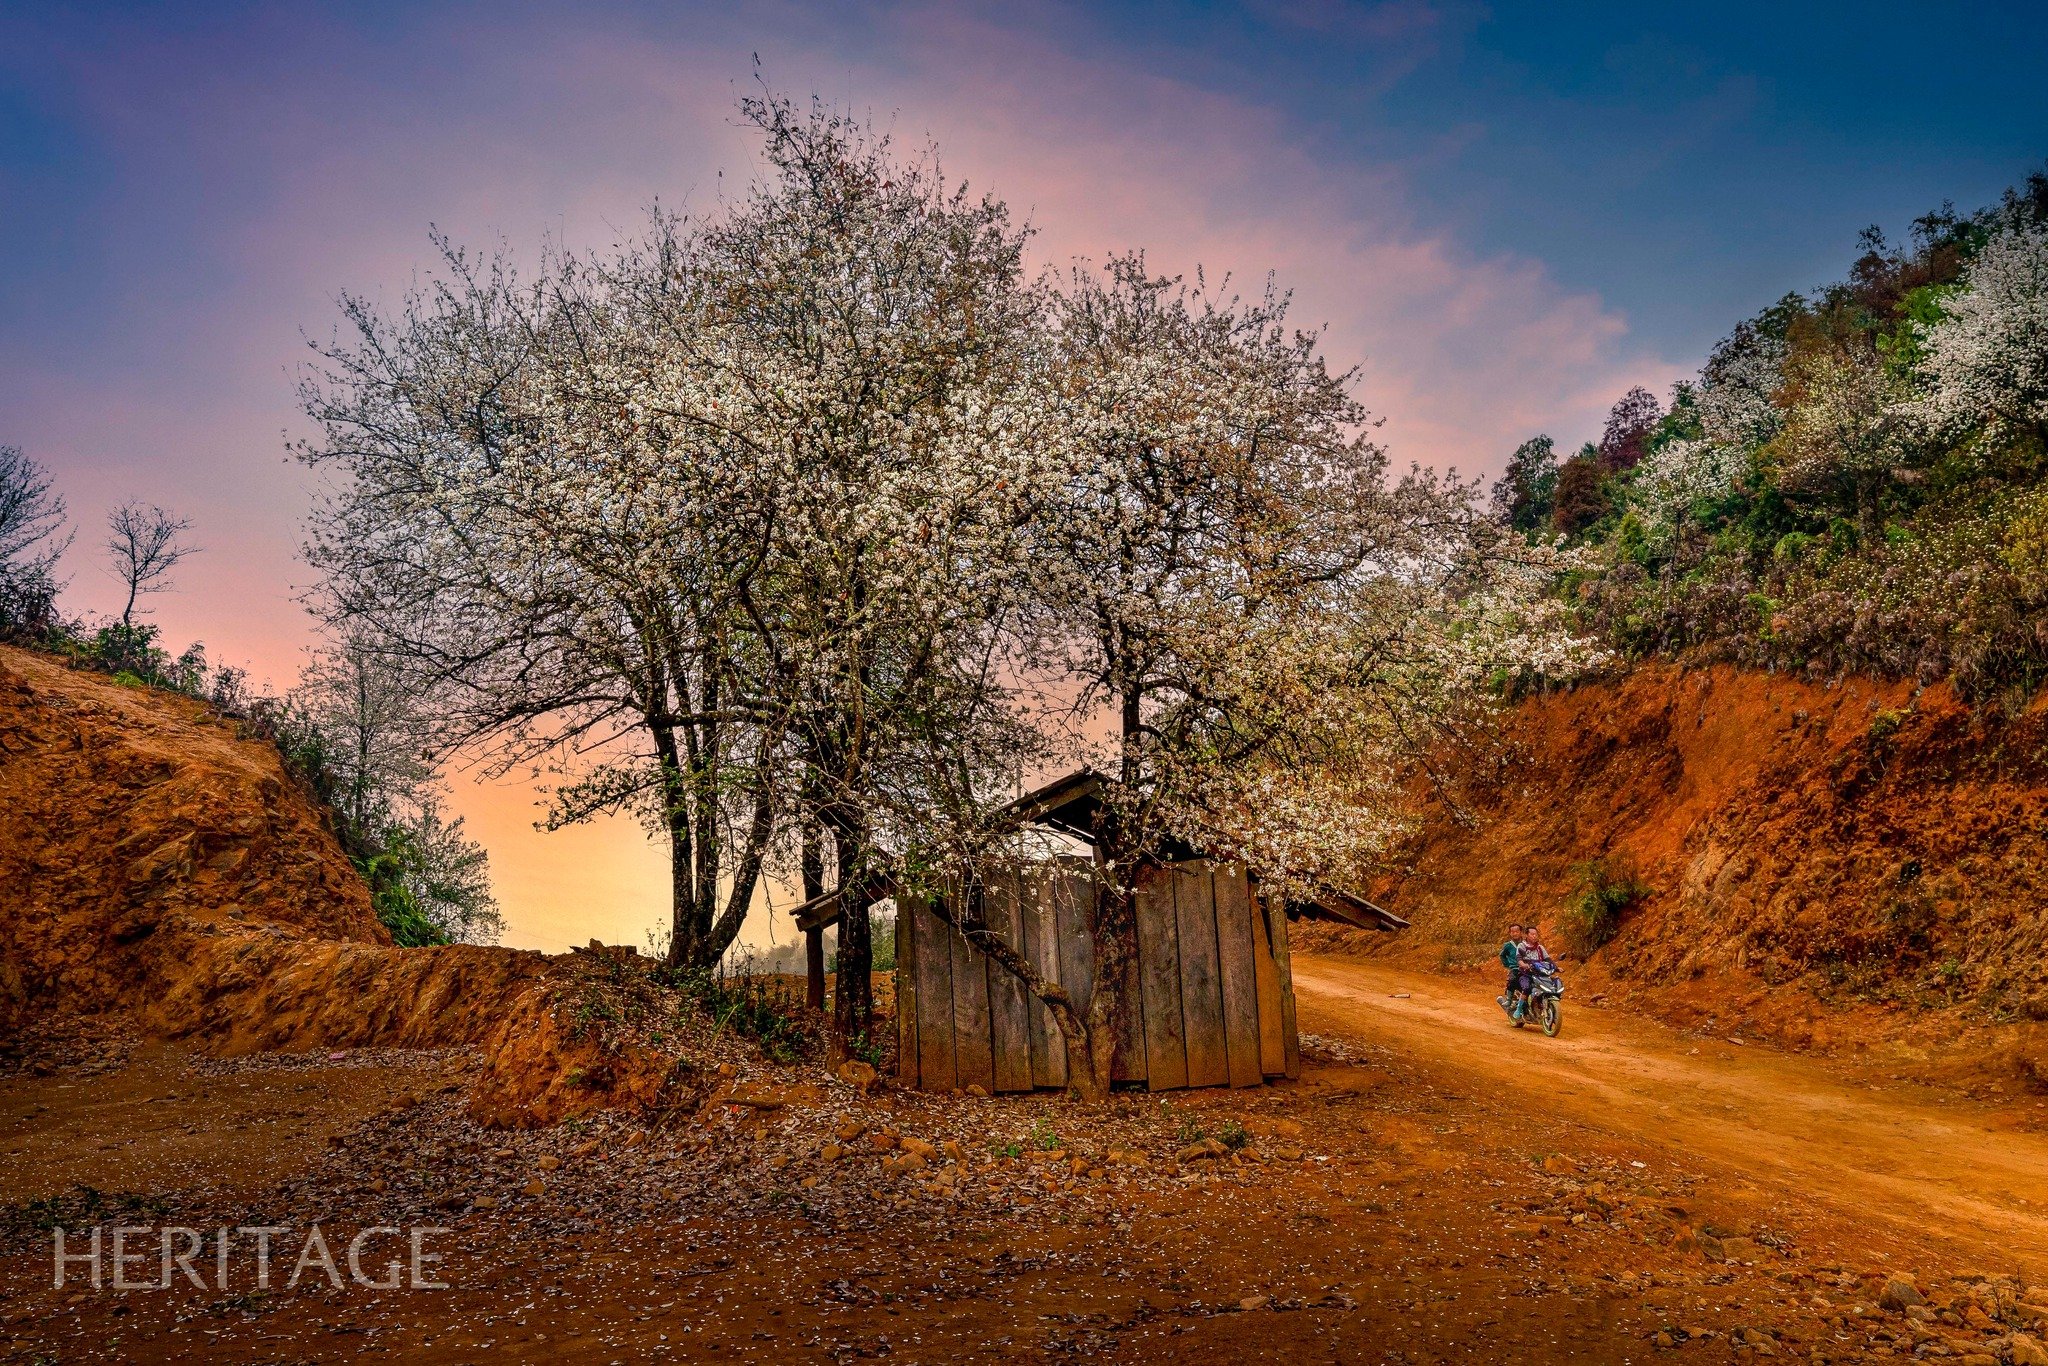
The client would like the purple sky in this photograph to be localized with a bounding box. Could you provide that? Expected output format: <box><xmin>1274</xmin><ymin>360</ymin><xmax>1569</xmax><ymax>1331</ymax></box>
<box><xmin>5</xmin><ymin>1</ymin><xmax>2040</xmax><ymax>950</ymax></box>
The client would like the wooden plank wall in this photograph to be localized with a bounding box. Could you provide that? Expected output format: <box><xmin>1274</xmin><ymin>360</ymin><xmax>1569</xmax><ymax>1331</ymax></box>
<box><xmin>895</xmin><ymin>860</ymin><xmax>1296</xmax><ymax>1093</ymax></box>
<box><xmin>1212</xmin><ymin>870</ymin><xmax>1265</xmax><ymax>1088</ymax></box>
<box><xmin>982</xmin><ymin>870</ymin><xmax>1035</xmax><ymax>1094</ymax></box>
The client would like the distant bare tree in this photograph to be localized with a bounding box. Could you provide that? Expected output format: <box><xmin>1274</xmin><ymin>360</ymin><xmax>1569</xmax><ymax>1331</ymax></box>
<box><xmin>0</xmin><ymin>445</ymin><xmax>72</xmax><ymax>634</ymax></box>
<box><xmin>106</xmin><ymin>502</ymin><xmax>196</xmax><ymax>627</ymax></box>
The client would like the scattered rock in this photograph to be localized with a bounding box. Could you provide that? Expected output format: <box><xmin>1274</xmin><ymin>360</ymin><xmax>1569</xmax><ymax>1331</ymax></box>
<box><xmin>1879</xmin><ymin>1275</ymin><xmax>1924</xmax><ymax>1312</ymax></box>
<box><xmin>833</xmin><ymin>1059</ymin><xmax>879</xmax><ymax>1092</ymax></box>
<box><xmin>1239</xmin><ymin>1294</ymin><xmax>1271</xmax><ymax>1312</ymax></box>
<box><xmin>537</xmin><ymin>1155</ymin><xmax>563</xmax><ymax>1171</ymax></box>
<box><xmin>728</xmin><ymin>1083</ymin><xmax>803</xmax><ymax>1110</ymax></box>
<box><xmin>1716</xmin><ymin>1235</ymin><xmax>1760</xmax><ymax>1263</ymax></box>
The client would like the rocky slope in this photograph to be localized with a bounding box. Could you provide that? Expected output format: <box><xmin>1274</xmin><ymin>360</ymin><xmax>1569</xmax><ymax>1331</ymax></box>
<box><xmin>1325</xmin><ymin>662</ymin><xmax>2048</xmax><ymax>1062</ymax></box>
<box><xmin>0</xmin><ymin>645</ymin><xmax>698</xmax><ymax>1125</ymax></box>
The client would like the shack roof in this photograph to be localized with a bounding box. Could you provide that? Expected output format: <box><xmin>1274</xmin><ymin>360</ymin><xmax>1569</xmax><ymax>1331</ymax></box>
<box><xmin>790</xmin><ymin>767</ymin><xmax>1406</xmax><ymax>933</ymax></box>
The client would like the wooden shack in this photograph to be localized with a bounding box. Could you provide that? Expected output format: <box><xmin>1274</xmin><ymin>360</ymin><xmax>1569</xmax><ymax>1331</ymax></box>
<box><xmin>893</xmin><ymin>856</ymin><xmax>1298</xmax><ymax>1092</ymax></box>
<box><xmin>795</xmin><ymin>768</ymin><xmax>1407</xmax><ymax>1095</ymax></box>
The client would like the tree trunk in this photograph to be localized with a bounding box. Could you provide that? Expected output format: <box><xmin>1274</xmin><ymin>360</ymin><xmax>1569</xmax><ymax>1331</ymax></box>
<box><xmin>827</xmin><ymin>817</ymin><xmax>874</xmax><ymax>1063</ymax></box>
<box><xmin>1073</xmin><ymin>864</ymin><xmax>1136</xmax><ymax>1101</ymax></box>
<box><xmin>1063</xmin><ymin>684</ymin><xmax>1148</xmax><ymax>1100</ymax></box>
<box><xmin>801</xmin><ymin>820</ymin><xmax>826</xmax><ymax>1013</ymax></box>
<box><xmin>650</xmin><ymin>730</ymin><xmax>703</xmax><ymax>972</ymax></box>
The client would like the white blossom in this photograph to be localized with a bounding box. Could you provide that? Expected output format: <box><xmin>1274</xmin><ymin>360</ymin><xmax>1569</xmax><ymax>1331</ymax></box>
<box><xmin>1912</xmin><ymin>222</ymin><xmax>2048</xmax><ymax>444</ymax></box>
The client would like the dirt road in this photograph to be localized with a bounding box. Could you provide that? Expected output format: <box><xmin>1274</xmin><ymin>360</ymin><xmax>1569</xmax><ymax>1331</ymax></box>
<box><xmin>1294</xmin><ymin>953</ymin><xmax>2048</xmax><ymax>1268</ymax></box>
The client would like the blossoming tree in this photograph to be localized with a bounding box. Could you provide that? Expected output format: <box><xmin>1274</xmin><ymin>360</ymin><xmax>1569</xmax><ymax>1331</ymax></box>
<box><xmin>913</xmin><ymin>258</ymin><xmax>1596</xmax><ymax>1098</ymax></box>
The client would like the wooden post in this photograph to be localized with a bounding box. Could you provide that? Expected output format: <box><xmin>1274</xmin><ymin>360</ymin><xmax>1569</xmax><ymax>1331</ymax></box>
<box><xmin>804</xmin><ymin>928</ymin><xmax>825</xmax><ymax>1013</ymax></box>
<box><xmin>895</xmin><ymin>893</ymin><xmax>918</xmax><ymax>1087</ymax></box>
<box><xmin>802</xmin><ymin>821</ymin><xmax>826</xmax><ymax>1012</ymax></box>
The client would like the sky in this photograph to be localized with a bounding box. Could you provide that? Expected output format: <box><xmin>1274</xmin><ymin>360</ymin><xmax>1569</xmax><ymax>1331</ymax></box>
<box><xmin>3</xmin><ymin>0</ymin><xmax>2044</xmax><ymax>954</ymax></box>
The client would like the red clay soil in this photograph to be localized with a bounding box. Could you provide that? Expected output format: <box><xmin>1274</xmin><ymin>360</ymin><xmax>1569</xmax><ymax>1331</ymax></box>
<box><xmin>0</xmin><ymin>645</ymin><xmax>692</xmax><ymax>1127</ymax></box>
<box><xmin>1321</xmin><ymin>662</ymin><xmax>2048</xmax><ymax>1080</ymax></box>
<box><xmin>7</xmin><ymin>964</ymin><xmax>2048</xmax><ymax>1364</ymax></box>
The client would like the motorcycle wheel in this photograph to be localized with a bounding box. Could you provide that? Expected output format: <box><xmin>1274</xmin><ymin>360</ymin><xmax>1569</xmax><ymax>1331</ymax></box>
<box><xmin>1540</xmin><ymin>997</ymin><xmax>1561</xmax><ymax>1037</ymax></box>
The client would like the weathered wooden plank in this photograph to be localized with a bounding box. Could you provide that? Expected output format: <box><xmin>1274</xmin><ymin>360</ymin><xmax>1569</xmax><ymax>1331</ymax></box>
<box><xmin>895</xmin><ymin>894</ymin><xmax>918</xmax><ymax>1088</ymax></box>
<box><xmin>1262</xmin><ymin>889</ymin><xmax>1301</xmax><ymax>1079</ymax></box>
<box><xmin>1249</xmin><ymin>895</ymin><xmax>1286</xmax><ymax>1077</ymax></box>
<box><xmin>949</xmin><ymin>894</ymin><xmax>997</xmax><ymax>1094</ymax></box>
<box><xmin>1136</xmin><ymin>863</ymin><xmax>1188</xmax><ymax>1091</ymax></box>
<box><xmin>911</xmin><ymin>894</ymin><xmax>956</xmax><ymax>1091</ymax></box>
<box><xmin>1173</xmin><ymin>863</ymin><xmax>1229</xmax><ymax>1089</ymax></box>
<box><xmin>1211</xmin><ymin>865</ymin><xmax>1263</xmax><ymax>1088</ymax></box>
<box><xmin>983</xmin><ymin>869</ymin><xmax>1034</xmax><ymax>1093</ymax></box>
<box><xmin>1021</xmin><ymin>867</ymin><xmax>1067</xmax><ymax>1090</ymax></box>
<box><xmin>1056</xmin><ymin>866</ymin><xmax>1108</xmax><ymax>1081</ymax></box>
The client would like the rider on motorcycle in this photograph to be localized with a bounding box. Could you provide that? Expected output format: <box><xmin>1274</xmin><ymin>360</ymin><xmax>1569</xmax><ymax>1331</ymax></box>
<box><xmin>1512</xmin><ymin>928</ymin><xmax>1556</xmax><ymax>1021</ymax></box>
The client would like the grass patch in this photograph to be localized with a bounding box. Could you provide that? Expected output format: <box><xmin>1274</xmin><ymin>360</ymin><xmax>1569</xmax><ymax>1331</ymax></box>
<box><xmin>1560</xmin><ymin>856</ymin><xmax>1651</xmax><ymax>957</ymax></box>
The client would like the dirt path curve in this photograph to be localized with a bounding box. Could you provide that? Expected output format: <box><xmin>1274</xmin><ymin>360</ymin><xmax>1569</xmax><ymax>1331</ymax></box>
<box><xmin>1293</xmin><ymin>953</ymin><xmax>2048</xmax><ymax>1267</ymax></box>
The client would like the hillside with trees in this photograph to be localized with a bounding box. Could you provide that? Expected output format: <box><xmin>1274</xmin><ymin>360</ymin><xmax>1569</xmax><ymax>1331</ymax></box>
<box><xmin>1493</xmin><ymin>173</ymin><xmax>2048</xmax><ymax>700</ymax></box>
<box><xmin>0</xmin><ymin>442</ymin><xmax>502</xmax><ymax>949</ymax></box>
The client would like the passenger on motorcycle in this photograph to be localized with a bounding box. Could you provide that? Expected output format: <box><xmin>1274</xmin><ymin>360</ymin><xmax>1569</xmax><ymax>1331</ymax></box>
<box><xmin>1497</xmin><ymin>923</ymin><xmax>1523</xmax><ymax>1009</ymax></box>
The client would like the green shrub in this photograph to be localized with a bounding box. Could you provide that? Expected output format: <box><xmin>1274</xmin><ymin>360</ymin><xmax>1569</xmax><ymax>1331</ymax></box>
<box><xmin>1560</xmin><ymin>857</ymin><xmax>1651</xmax><ymax>956</ymax></box>
<box><xmin>664</xmin><ymin>962</ymin><xmax>811</xmax><ymax>1064</ymax></box>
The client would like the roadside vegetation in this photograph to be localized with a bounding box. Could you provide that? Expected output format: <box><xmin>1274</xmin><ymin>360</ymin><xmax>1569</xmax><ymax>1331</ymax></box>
<box><xmin>1493</xmin><ymin>172</ymin><xmax>2048</xmax><ymax>702</ymax></box>
<box><xmin>0</xmin><ymin>445</ymin><xmax>501</xmax><ymax>947</ymax></box>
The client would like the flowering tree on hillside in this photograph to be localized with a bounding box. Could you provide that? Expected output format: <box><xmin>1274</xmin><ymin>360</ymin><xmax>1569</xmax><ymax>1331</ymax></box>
<box><xmin>1769</xmin><ymin>345</ymin><xmax>1915</xmax><ymax>529</ymax></box>
<box><xmin>1912</xmin><ymin>222</ymin><xmax>2048</xmax><ymax>451</ymax></box>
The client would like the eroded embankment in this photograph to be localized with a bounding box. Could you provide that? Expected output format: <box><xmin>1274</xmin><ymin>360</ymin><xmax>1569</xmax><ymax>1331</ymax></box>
<box><xmin>1320</xmin><ymin>663</ymin><xmax>2048</xmax><ymax>1074</ymax></box>
<box><xmin>0</xmin><ymin>645</ymin><xmax>699</xmax><ymax>1126</ymax></box>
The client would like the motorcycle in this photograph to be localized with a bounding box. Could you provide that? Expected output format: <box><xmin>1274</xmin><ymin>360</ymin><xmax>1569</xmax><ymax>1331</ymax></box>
<box><xmin>1499</xmin><ymin>960</ymin><xmax>1563</xmax><ymax>1037</ymax></box>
